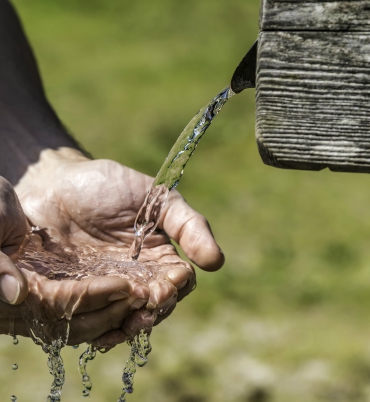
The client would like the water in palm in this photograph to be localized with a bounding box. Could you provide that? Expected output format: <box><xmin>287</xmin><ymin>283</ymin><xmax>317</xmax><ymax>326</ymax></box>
<box><xmin>12</xmin><ymin>85</ymin><xmax>234</xmax><ymax>402</ymax></box>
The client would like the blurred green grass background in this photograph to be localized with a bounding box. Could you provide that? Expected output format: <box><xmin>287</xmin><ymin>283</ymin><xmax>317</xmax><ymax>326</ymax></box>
<box><xmin>2</xmin><ymin>0</ymin><xmax>370</xmax><ymax>401</ymax></box>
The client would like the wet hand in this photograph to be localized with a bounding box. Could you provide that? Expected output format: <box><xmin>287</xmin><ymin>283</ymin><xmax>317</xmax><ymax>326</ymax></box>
<box><xmin>0</xmin><ymin>176</ymin><xmax>150</xmax><ymax>345</ymax></box>
<box><xmin>0</xmin><ymin>271</ymin><xmax>150</xmax><ymax>345</ymax></box>
<box><xmin>16</xmin><ymin>148</ymin><xmax>224</xmax><ymax>346</ymax></box>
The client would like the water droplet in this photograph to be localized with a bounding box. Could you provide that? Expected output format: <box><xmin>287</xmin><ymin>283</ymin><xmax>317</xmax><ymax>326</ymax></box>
<box><xmin>54</xmin><ymin>378</ymin><xmax>63</xmax><ymax>386</ymax></box>
<box><xmin>125</xmin><ymin>386</ymin><xmax>134</xmax><ymax>394</ymax></box>
<box><xmin>134</xmin><ymin>355</ymin><xmax>147</xmax><ymax>367</ymax></box>
<box><xmin>12</xmin><ymin>337</ymin><xmax>19</xmax><ymax>345</ymax></box>
<box><xmin>10</xmin><ymin>396</ymin><xmax>17</xmax><ymax>402</ymax></box>
<box><xmin>72</xmin><ymin>345</ymin><xmax>79</xmax><ymax>349</ymax></box>
<box><xmin>12</xmin><ymin>364</ymin><xmax>18</xmax><ymax>370</ymax></box>
<box><xmin>79</xmin><ymin>345</ymin><xmax>96</xmax><ymax>395</ymax></box>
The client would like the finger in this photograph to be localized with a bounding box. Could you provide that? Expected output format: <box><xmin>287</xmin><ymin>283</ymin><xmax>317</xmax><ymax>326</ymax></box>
<box><xmin>90</xmin><ymin>309</ymin><xmax>156</xmax><ymax>347</ymax></box>
<box><xmin>147</xmin><ymin>279</ymin><xmax>178</xmax><ymax>313</ymax></box>
<box><xmin>91</xmin><ymin>329</ymin><xmax>128</xmax><ymax>348</ymax></box>
<box><xmin>160</xmin><ymin>191</ymin><xmax>224</xmax><ymax>271</ymax></box>
<box><xmin>161</xmin><ymin>263</ymin><xmax>196</xmax><ymax>301</ymax></box>
<box><xmin>154</xmin><ymin>302</ymin><xmax>177</xmax><ymax>326</ymax></box>
<box><xmin>165</xmin><ymin>265</ymin><xmax>193</xmax><ymax>287</ymax></box>
<box><xmin>70</xmin><ymin>276</ymin><xmax>134</xmax><ymax>315</ymax></box>
<box><xmin>92</xmin><ymin>309</ymin><xmax>157</xmax><ymax>347</ymax></box>
<box><xmin>72</xmin><ymin>277</ymin><xmax>149</xmax><ymax>315</ymax></box>
<box><xmin>22</xmin><ymin>271</ymin><xmax>149</xmax><ymax>321</ymax></box>
<box><xmin>68</xmin><ymin>296</ymin><xmax>137</xmax><ymax>345</ymax></box>
<box><xmin>122</xmin><ymin>309</ymin><xmax>156</xmax><ymax>339</ymax></box>
<box><xmin>165</xmin><ymin>264</ymin><xmax>195</xmax><ymax>300</ymax></box>
<box><xmin>0</xmin><ymin>282</ymin><xmax>148</xmax><ymax>343</ymax></box>
<box><xmin>0</xmin><ymin>252</ymin><xmax>28</xmax><ymax>304</ymax></box>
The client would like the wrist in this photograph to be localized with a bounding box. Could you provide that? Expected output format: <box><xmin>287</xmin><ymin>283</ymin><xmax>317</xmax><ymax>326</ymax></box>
<box><xmin>0</xmin><ymin>123</ymin><xmax>86</xmax><ymax>186</ymax></box>
<box><xmin>15</xmin><ymin>147</ymin><xmax>90</xmax><ymax>197</ymax></box>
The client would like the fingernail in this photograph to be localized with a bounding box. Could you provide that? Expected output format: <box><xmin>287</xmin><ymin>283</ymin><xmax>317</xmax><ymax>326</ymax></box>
<box><xmin>108</xmin><ymin>290</ymin><xmax>129</xmax><ymax>302</ymax></box>
<box><xmin>130</xmin><ymin>299</ymin><xmax>147</xmax><ymax>311</ymax></box>
<box><xmin>0</xmin><ymin>275</ymin><xmax>20</xmax><ymax>304</ymax></box>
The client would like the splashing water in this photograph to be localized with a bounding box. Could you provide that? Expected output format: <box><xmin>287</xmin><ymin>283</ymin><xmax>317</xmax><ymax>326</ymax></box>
<box><xmin>10</xmin><ymin>85</ymin><xmax>234</xmax><ymax>402</ymax></box>
<box><xmin>17</xmin><ymin>231</ymin><xmax>162</xmax><ymax>283</ymax></box>
<box><xmin>118</xmin><ymin>330</ymin><xmax>152</xmax><ymax>402</ymax></box>
<box><xmin>128</xmin><ymin>86</ymin><xmax>234</xmax><ymax>260</ymax></box>
<box><xmin>12</xmin><ymin>224</ymin><xmax>162</xmax><ymax>402</ymax></box>
<box><xmin>46</xmin><ymin>339</ymin><xmax>67</xmax><ymax>402</ymax></box>
<box><xmin>78</xmin><ymin>344</ymin><xmax>97</xmax><ymax>397</ymax></box>
<box><xmin>24</xmin><ymin>324</ymin><xmax>69</xmax><ymax>402</ymax></box>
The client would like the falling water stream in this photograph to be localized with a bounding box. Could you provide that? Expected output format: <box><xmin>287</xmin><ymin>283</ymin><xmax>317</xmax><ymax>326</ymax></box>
<box><xmin>11</xmin><ymin>85</ymin><xmax>234</xmax><ymax>401</ymax></box>
<box><xmin>128</xmin><ymin>86</ymin><xmax>234</xmax><ymax>260</ymax></box>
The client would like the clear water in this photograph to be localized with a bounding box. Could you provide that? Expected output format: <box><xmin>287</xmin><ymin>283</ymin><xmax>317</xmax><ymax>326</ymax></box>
<box><xmin>78</xmin><ymin>344</ymin><xmax>96</xmax><ymax>397</ymax></box>
<box><xmin>128</xmin><ymin>86</ymin><xmax>234</xmax><ymax>260</ymax></box>
<box><xmin>11</xmin><ymin>85</ymin><xmax>234</xmax><ymax>401</ymax></box>
<box><xmin>17</xmin><ymin>231</ymin><xmax>161</xmax><ymax>283</ymax></box>
<box><xmin>118</xmin><ymin>330</ymin><xmax>152</xmax><ymax>402</ymax></box>
<box><xmin>45</xmin><ymin>339</ymin><xmax>67</xmax><ymax>402</ymax></box>
<box><xmin>26</xmin><ymin>325</ymin><xmax>69</xmax><ymax>402</ymax></box>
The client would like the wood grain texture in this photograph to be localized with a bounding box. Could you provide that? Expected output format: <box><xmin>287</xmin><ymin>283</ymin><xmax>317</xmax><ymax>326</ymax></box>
<box><xmin>260</xmin><ymin>0</ymin><xmax>370</xmax><ymax>31</ymax></box>
<box><xmin>256</xmin><ymin>31</ymin><xmax>370</xmax><ymax>173</ymax></box>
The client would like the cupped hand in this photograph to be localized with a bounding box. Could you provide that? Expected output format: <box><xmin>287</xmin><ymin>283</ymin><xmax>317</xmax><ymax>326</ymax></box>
<box><xmin>16</xmin><ymin>148</ymin><xmax>224</xmax><ymax>346</ymax></box>
<box><xmin>0</xmin><ymin>175</ymin><xmax>151</xmax><ymax>345</ymax></box>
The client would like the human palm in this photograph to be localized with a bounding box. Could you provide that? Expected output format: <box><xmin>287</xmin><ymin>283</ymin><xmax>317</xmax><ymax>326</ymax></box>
<box><xmin>0</xmin><ymin>0</ymin><xmax>223</xmax><ymax>348</ymax></box>
<box><xmin>15</xmin><ymin>151</ymin><xmax>224</xmax><ymax>346</ymax></box>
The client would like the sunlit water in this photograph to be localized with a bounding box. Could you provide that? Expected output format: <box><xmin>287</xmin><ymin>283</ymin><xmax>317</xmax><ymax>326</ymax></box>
<box><xmin>128</xmin><ymin>86</ymin><xmax>234</xmax><ymax>259</ymax></box>
<box><xmin>11</xmin><ymin>86</ymin><xmax>234</xmax><ymax>401</ymax></box>
<box><xmin>16</xmin><ymin>232</ymin><xmax>161</xmax><ymax>402</ymax></box>
<box><xmin>78</xmin><ymin>344</ymin><xmax>96</xmax><ymax>398</ymax></box>
<box><xmin>116</xmin><ymin>330</ymin><xmax>152</xmax><ymax>402</ymax></box>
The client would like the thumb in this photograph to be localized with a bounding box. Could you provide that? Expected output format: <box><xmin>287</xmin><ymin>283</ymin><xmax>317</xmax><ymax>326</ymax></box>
<box><xmin>0</xmin><ymin>251</ymin><xmax>28</xmax><ymax>305</ymax></box>
<box><xmin>161</xmin><ymin>191</ymin><xmax>225</xmax><ymax>272</ymax></box>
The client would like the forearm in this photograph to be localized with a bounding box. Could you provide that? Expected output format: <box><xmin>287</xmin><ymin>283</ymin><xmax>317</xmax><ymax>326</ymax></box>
<box><xmin>0</xmin><ymin>0</ymin><xmax>83</xmax><ymax>185</ymax></box>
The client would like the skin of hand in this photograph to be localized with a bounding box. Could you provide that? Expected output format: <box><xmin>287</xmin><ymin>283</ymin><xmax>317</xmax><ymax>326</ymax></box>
<box><xmin>0</xmin><ymin>174</ymin><xmax>152</xmax><ymax>345</ymax></box>
<box><xmin>0</xmin><ymin>0</ymin><xmax>224</xmax><ymax>348</ymax></box>
<box><xmin>15</xmin><ymin>147</ymin><xmax>224</xmax><ymax>347</ymax></box>
<box><xmin>0</xmin><ymin>176</ymin><xmax>29</xmax><ymax>305</ymax></box>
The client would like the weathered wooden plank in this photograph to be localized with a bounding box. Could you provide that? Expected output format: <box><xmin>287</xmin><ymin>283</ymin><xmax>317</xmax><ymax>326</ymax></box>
<box><xmin>260</xmin><ymin>0</ymin><xmax>370</xmax><ymax>31</ymax></box>
<box><xmin>256</xmin><ymin>31</ymin><xmax>370</xmax><ymax>173</ymax></box>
